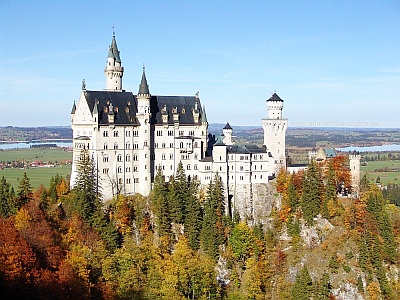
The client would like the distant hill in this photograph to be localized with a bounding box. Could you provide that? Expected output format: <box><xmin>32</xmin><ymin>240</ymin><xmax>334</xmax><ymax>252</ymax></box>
<box><xmin>0</xmin><ymin>126</ymin><xmax>72</xmax><ymax>142</ymax></box>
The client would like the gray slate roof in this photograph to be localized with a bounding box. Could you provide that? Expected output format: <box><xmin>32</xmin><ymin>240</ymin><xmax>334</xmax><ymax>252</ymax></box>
<box><xmin>108</xmin><ymin>35</ymin><xmax>121</xmax><ymax>63</ymax></box>
<box><xmin>82</xmin><ymin>91</ymin><xmax>205</xmax><ymax>126</ymax></box>
<box><xmin>267</xmin><ymin>92</ymin><xmax>283</xmax><ymax>102</ymax></box>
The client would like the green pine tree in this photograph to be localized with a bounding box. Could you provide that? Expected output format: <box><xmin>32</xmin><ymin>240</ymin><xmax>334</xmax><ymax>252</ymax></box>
<box><xmin>73</xmin><ymin>148</ymin><xmax>100</xmax><ymax>221</ymax></box>
<box><xmin>0</xmin><ymin>176</ymin><xmax>16</xmax><ymax>217</ymax></box>
<box><xmin>184</xmin><ymin>177</ymin><xmax>202</xmax><ymax>250</ymax></box>
<box><xmin>288</xmin><ymin>174</ymin><xmax>300</xmax><ymax>209</ymax></box>
<box><xmin>151</xmin><ymin>167</ymin><xmax>171</xmax><ymax>237</ymax></box>
<box><xmin>322</xmin><ymin>161</ymin><xmax>337</xmax><ymax>218</ymax></box>
<box><xmin>291</xmin><ymin>265</ymin><xmax>313</xmax><ymax>300</ymax></box>
<box><xmin>16</xmin><ymin>172</ymin><xmax>32</xmax><ymax>209</ymax></box>
<box><xmin>301</xmin><ymin>160</ymin><xmax>323</xmax><ymax>225</ymax></box>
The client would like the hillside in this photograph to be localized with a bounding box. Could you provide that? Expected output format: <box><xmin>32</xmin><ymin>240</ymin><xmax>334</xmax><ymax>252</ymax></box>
<box><xmin>1</xmin><ymin>157</ymin><xmax>400</xmax><ymax>299</ymax></box>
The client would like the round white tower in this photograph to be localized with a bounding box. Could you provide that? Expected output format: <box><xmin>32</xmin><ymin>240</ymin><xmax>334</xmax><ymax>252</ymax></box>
<box><xmin>267</xmin><ymin>93</ymin><xmax>284</xmax><ymax>119</ymax></box>
<box><xmin>262</xmin><ymin>92</ymin><xmax>288</xmax><ymax>170</ymax></box>
<box><xmin>104</xmin><ymin>32</ymin><xmax>124</xmax><ymax>91</ymax></box>
<box><xmin>222</xmin><ymin>122</ymin><xmax>234</xmax><ymax>145</ymax></box>
<box><xmin>136</xmin><ymin>67</ymin><xmax>152</xmax><ymax>196</ymax></box>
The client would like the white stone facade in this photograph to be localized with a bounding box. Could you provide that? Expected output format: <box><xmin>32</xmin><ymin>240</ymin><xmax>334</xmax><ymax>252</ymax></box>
<box><xmin>70</xmin><ymin>35</ymin><xmax>288</xmax><ymax>220</ymax></box>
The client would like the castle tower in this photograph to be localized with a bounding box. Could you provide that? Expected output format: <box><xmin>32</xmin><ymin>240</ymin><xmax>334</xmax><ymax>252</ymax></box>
<box><xmin>104</xmin><ymin>32</ymin><xmax>124</xmax><ymax>91</ymax></box>
<box><xmin>262</xmin><ymin>92</ymin><xmax>288</xmax><ymax>169</ymax></box>
<box><xmin>349</xmin><ymin>152</ymin><xmax>361</xmax><ymax>197</ymax></box>
<box><xmin>136</xmin><ymin>66</ymin><xmax>152</xmax><ymax>196</ymax></box>
<box><xmin>222</xmin><ymin>122</ymin><xmax>234</xmax><ymax>145</ymax></box>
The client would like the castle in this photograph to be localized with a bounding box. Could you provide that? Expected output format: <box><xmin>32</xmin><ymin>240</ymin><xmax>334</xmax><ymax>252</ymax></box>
<box><xmin>70</xmin><ymin>34</ymin><xmax>288</xmax><ymax>220</ymax></box>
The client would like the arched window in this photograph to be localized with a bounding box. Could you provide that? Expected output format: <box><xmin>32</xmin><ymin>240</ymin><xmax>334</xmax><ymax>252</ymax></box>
<box><xmin>104</xmin><ymin>143</ymin><xmax>108</xmax><ymax>150</ymax></box>
<box><xmin>117</xmin><ymin>154</ymin><xmax>122</xmax><ymax>162</ymax></box>
<box><xmin>114</xmin><ymin>143</ymin><xmax>118</xmax><ymax>149</ymax></box>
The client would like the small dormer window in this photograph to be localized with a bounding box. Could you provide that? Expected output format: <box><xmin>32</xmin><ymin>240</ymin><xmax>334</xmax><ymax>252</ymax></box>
<box><xmin>181</xmin><ymin>108</ymin><xmax>186</xmax><ymax>114</ymax></box>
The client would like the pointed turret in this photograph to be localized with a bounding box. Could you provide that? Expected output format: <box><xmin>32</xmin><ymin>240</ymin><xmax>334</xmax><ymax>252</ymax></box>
<box><xmin>105</xmin><ymin>32</ymin><xmax>124</xmax><ymax>91</ymax></box>
<box><xmin>138</xmin><ymin>66</ymin><xmax>150</xmax><ymax>96</ymax></box>
<box><xmin>71</xmin><ymin>101</ymin><xmax>76</xmax><ymax>114</ymax></box>
<box><xmin>108</xmin><ymin>34</ymin><xmax>121</xmax><ymax>63</ymax></box>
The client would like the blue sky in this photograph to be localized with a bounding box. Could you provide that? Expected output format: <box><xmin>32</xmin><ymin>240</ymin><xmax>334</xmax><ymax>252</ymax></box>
<box><xmin>1</xmin><ymin>0</ymin><xmax>399</xmax><ymax>128</ymax></box>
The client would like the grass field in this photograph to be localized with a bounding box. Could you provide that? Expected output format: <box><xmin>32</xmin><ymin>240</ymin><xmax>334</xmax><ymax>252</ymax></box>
<box><xmin>0</xmin><ymin>148</ymin><xmax>72</xmax><ymax>189</ymax></box>
<box><xmin>0</xmin><ymin>148</ymin><xmax>72</xmax><ymax>163</ymax></box>
<box><xmin>0</xmin><ymin>164</ymin><xmax>72</xmax><ymax>189</ymax></box>
<box><xmin>361</xmin><ymin>160</ymin><xmax>400</xmax><ymax>185</ymax></box>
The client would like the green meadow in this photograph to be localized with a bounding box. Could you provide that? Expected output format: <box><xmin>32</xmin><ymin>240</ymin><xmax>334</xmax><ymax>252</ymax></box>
<box><xmin>0</xmin><ymin>148</ymin><xmax>72</xmax><ymax>189</ymax></box>
<box><xmin>0</xmin><ymin>148</ymin><xmax>71</xmax><ymax>163</ymax></box>
<box><xmin>361</xmin><ymin>159</ymin><xmax>400</xmax><ymax>185</ymax></box>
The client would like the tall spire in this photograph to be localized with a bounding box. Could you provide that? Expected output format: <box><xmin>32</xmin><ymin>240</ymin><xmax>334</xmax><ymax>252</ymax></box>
<box><xmin>138</xmin><ymin>65</ymin><xmax>150</xmax><ymax>95</ymax></box>
<box><xmin>108</xmin><ymin>33</ymin><xmax>121</xmax><ymax>63</ymax></box>
<box><xmin>105</xmin><ymin>31</ymin><xmax>124</xmax><ymax>91</ymax></box>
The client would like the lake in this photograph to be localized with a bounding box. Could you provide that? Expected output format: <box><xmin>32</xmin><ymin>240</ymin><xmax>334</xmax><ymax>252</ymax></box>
<box><xmin>337</xmin><ymin>144</ymin><xmax>400</xmax><ymax>152</ymax></box>
<box><xmin>0</xmin><ymin>141</ymin><xmax>73</xmax><ymax>150</ymax></box>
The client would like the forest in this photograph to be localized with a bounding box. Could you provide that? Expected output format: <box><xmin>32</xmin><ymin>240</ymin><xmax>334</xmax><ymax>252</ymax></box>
<box><xmin>1</xmin><ymin>148</ymin><xmax>400</xmax><ymax>299</ymax></box>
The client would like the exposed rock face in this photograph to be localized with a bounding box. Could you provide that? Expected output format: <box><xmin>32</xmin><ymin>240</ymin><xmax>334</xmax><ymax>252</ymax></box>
<box><xmin>231</xmin><ymin>183</ymin><xmax>281</xmax><ymax>224</ymax></box>
<box><xmin>332</xmin><ymin>282</ymin><xmax>364</xmax><ymax>300</ymax></box>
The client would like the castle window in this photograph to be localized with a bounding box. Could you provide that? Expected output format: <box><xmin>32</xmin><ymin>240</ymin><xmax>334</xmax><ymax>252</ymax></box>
<box><xmin>134</xmin><ymin>143</ymin><xmax>138</xmax><ymax>149</ymax></box>
<box><xmin>144</xmin><ymin>141</ymin><xmax>148</xmax><ymax>147</ymax></box>
<box><xmin>157</xmin><ymin>130</ymin><xmax>163</xmax><ymax>136</ymax></box>
<box><xmin>102</xmin><ymin>168</ymin><xmax>109</xmax><ymax>174</ymax></box>
<box><xmin>119</xmin><ymin>178</ymin><xmax>122</xmax><ymax>184</ymax></box>
<box><xmin>220</xmin><ymin>166</ymin><xmax>222</xmax><ymax>171</ymax></box>
<box><xmin>114</xmin><ymin>143</ymin><xmax>118</xmax><ymax>149</ymax></box>
<box><xmin>220</xmin><ymin>156</ymin><xmax>222</xmax><ymax>161</ymax></box>
<box><xmin>126</xmin><ymin>178</ymin><xmax>131</xmax><ymax>184</ymax></box>
<box><xmin>240</xmin><ymin>156</ymin><xmax>244</xmax><ymax>160</ymax></box>
<box><xmin>114</xmin><ymin>131</ymin><xmax>119</xmax><ymax>137</ymax></box>
<box><xmin>103</xmin><ymin>156</ymin><xmax>109</xmax><ymax>163</ymax></box>
<box><xmin>170</xmin><ymin>165</ymin><xmax>173</xmax><ymax>170</ymax></box>
<box><xmin>103</xmin><ymin>131</ymin><xmax>108</xmax><ymax>137</ymax></box>
<box><xmin>254</xmin><ymin>165</ymin><xmax>257</xmax><ymax>170</ymax></box>
<box><xmin>254</xmin><ymin>175</ymin><xmax>257</xmax><ymax>179</ymax></box>
<box><xmin>133</xmin><ymin>130</ymin><xmax>139</xmax><ymax>137</ymax></box>
<box><xmin>126</xmin><ymin>131</ymin><xmax>130</xmax><ymax>137</ymax></box>
<box><xmin>126</xmin><ymin>143</ymin><xmax>130</xmax><ymax>149</ymax></box>
<box><xmin>194</xmin><ymin>164</ymin><xmax>198</xmax><ymax>170</ymax></box>
<box><xmin>133</xmin><ymin>154</ymin><xmax>138</xmax><ymax>161</ymax></box>
<box><xmin>126</xmin><ymin>154</ymin><xmax>130</xmax><ymax>161</ymax></box>
<box><xmin>162</xmin><ymin>143</ymin><xmax>165</xmax><ymax>148</ymax></box>
<box><xmin>260</xmin><ymin>175</ymin><xmax>263</xmax><ymax>179</ymax></box>
<box><xmin>117</xmin><ymin>166</ymin><xmax>122</xmax><ymax>173</ymax></box>
<box><xmin>168</xmin><ymin>130</ymin><xmax>173</xmax><ymax>136</ymax></box>
<box><xmin>194</xmin><ymin>142</ymin><xmax>198</xmax><ymax>148</ymax></box>
<box><xmin>162</xmin><ymin>153</ymin><xmax>166</xmax><ymax>160</ymax></box>
<box><xmin>134</xmin><ymin>178</ymin><xmax>139</xmax><ymax>183</ymax></box>
<box><xmin>189</xmin><ymin>130</ymin><xmax>194</xmax><ymax>136</ymax></box>
<box><xmin>260</xmin><ymin>165</ymin><xmax>262</xmax><ymax>170</ymax></box>
<box><xmin>254</xmin><ymin>155</ymin><xmax>257</xmax><ymax>160</ymax></box>
<box><xmin>259</xmin><ymin>155</ymin><xmax>263</xmax><ymax>160</ymax></box>
<box><xmin>104</xmin><ymin>143</ymin><xmax>108</xmax><ymax>150</ymax></box>
<box><xmin>240</xmin><ymin>166</ymin><xmax>244</xmax><ymax>171</ymax></box>
<box><xmin>126</xmin><ymin>167</ymin><xmax>131</xmax><ymax>173</ymax></box>
<box><xmin>240</xmin><ymin>176</ymin><xmax>244</xmax><ymax>181</ymax></box>
<box><xmin>155</xmin><ymin>143</ymin><xmax>158</xmax><ymax>148</ymax></box>
<box><xmin>117</xmin><ymin>154</ymin><xmax>122</xmax><ymax>162</ymax></box>
<box><xmin>170</xmin><ymin>143</ymin><xmax>173</xmax><ymax>148</ymax></box>
<box><xmin>179</xmin><ymin>130</ymin><xmax>184</xmax><ymax>136</ymax></box>
<box><xmin>180</xmin><ymin>142</ymin><xmax>184</xmax><ymax>148</ymax></box>
<box><xmin>134</xmin><ymin>166</ymin><xmax>138</xmax><ymax>172</ymax></box>
<box><xmin>170</xmin><ymin>153</ymin><xmax>173</xmax><ymax>159</ymax></box>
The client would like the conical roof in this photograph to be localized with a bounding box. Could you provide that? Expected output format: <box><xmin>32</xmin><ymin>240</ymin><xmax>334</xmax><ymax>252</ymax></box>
<box><xmin>223</xmin><ymin>122</ymin><xmax>232</xmax><ymax>130</ymax></box>
<box><xmin>138</xmin><ymin>67</ymin><xmax>150</xmax><ymax>95</ymax></box>
<box><xmin>108</xmin><ymin>34</ymin><xmax>121</xmax><ymax>63</ymax></box>
<box><xmin>267</xmin><ymin>92</ymin><xmax>283</xmax><ymax>102</ymax></box>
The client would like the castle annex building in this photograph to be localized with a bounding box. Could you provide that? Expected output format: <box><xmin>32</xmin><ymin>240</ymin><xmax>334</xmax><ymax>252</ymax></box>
<box><xmin>71</xmin><ymin>34</ymin><xmax>287</xmax><ymax>219</ymax></box>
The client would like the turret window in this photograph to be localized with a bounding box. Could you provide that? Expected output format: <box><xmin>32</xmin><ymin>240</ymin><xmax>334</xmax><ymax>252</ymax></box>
<box><xmin>114</xmin><ymin>131</ymin><xmax>119</xmax><ymax>137</ymax></box>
